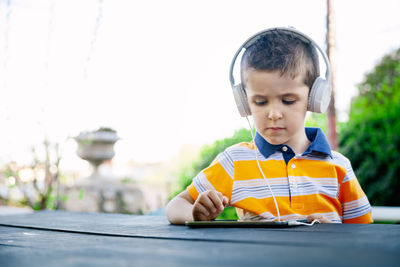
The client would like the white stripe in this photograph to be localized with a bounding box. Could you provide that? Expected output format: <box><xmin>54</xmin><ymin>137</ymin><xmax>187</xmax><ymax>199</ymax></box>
<box><xmin>231</xmin><ymin>178</ymin><xmax>290</xmax><ymax>204</ymax></box>
<box><xmin>232</xmin><ymin>176</ymin><xmax>340</xmax><ymax>202</ymax></box>
<box><xmin>342</xmin><ymin>196</ymin><xmax>370</xmax><ymax>210</ymax></box>
<box><xmin>227</xmin><ymin>145</ymin><xmax>284</xmax><ymax>162</ymax></box>
<box><xmin>228</xmin><ymin>146</ymin><xmax>257</xmax><ymax>161</ymax></box>
<box><xmin>290</xmin><ymin>176</ymin><xmax>339</xmax><ymax>198</ymax></box>
<box><xmin>193</xmin><ymin>172</ymin><xmax>215</xmax><ymax>194</ymax></box>
<box><xmin>329</xmin><ymin>152</ymin><xmax>357</xmax><ymax>183</ymax></box>
<box><xmin>257</xmin><ymin>212</ymin><xmax>342</xmax><ymax>223</ymax></box>
<box><xmin>233</xmin><ymin>177</ymin><xmax>289</xmax><ymax>187</ymax></box>
<box><xmin>342</xmin><ymin>196</ymin><xmax>372</xmax><ymax>220</ymax></box>
<box><xmin>265</xmin><ymin>151</ymin><xmax>284</xmax><ymax>161</ymax></box>
<box><xmin>259</xmin><ymin>211</ymin><xmax>275</xmax><ymax>219</ymax></box>
<box><xmin>216</xmin><ymin>151</ymin><xmax>234</xmax><ymax>179</ymax></box>
<box><xmin>342</xmin><ymin>168</ymin><xmax>356</xmax><ymax>183</ymax></box>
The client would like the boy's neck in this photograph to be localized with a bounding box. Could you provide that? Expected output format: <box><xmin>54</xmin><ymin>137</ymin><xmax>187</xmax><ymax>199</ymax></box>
<box><xmin>284</xmin><ymin>130</ymin><xmax>311</xmax><ymax>155</ymax></box>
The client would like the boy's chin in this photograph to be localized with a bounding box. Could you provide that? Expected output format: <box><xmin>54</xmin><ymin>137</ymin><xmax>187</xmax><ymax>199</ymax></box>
<box><xmin>260</xmin><ymin>134</ymin><xmax>285</xmax><ymax>145</ymax></box>
<box><xmin>267</xmin><ymin>139</ymin><xmax>284</xmax><ymax>145</ymax></box>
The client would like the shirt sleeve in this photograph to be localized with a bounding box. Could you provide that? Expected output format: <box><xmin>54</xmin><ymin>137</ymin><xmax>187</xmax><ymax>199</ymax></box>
<box><xmin>187</xmin><ymin>150</ymin><xmax>234</xmax><ymax>203</ymax></box>
<box><xmin>338</xmin><ymin>156</ymin><xmax>373</xmax><ymax>224</ymax></box>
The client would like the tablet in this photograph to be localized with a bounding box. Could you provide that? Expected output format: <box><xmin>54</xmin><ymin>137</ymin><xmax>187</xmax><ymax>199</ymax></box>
<box><xmin>185</xmin><ymin>219</ymin><xmax>308</xmax><ymax>228</ymax></box>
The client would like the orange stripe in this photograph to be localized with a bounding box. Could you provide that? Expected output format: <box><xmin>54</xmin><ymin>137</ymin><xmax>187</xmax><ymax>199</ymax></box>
<box><xmin>233</xmin><ymin>196</ymin><xmax>290</xmax><ymax>216</ymax></box>
<box><xmin>203</xmin><ymin>163</ymin><xmax>233</xmax><ymax>200</ymax></box>
<box><xmin>235</xmin><ymin>158</ymin><xmax>348</xmax><ymax>180</ymax></box>
<box><xmin>187</xmin><ymin>184</ymin><xmax>199</xmax><ymax>201</ymax></box>
<box><xmin>339</xmin><ymin>179</ymin><xmax>366</xmax><ymax>203</ymax></box>
<box><xmin>187</xmin><ymin>162</ymin><xmax>234</xmax><ymax>201</ymax></box>
<box><xmin>235</xmin><ymin>160</ymin><xmax>287</xmax><ymax>179</ymax></box>
<box><xmin>289</xmin><ymin>159</ymin><xmax>347</xmax><ymax>179</ymax></box>
<box><xmin>343</xmin><ymin>212</ymin><xmax>373</xmax><ymax>224</ymax></box>
<box><xmin>292</xmin><ymin>194</ymin><xmax>342</xmax><ymax>214</ymax></box>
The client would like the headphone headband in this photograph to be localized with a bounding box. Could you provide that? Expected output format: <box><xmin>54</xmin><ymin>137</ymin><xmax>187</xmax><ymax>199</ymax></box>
<box><xmin>229</xmin><ymin>27</ymin><xmax>332</xmax><ymax>115</ymax></box>
<box><xmin>229</xmin><ymin>27</ymin><xmax>331</xmax><ymax>88</ymax></box>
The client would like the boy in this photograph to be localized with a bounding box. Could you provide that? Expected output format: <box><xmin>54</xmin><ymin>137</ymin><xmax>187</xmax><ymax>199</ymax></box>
<box><xmin>166</xmin><ymin>27</ymin><xmax>373</xmax><ymax>224</ymax></box>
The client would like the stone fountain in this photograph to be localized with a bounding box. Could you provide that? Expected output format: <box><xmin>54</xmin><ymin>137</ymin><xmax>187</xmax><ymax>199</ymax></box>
<box><xmin>62</xmin><ymin>127</ymin><xmax>146</xmax><ymax>214</ymax></box>
<box><xmin>62</xmin><ymin>127</ymin><xmax>155</xmax><ymax>214</ymax></box>
<box><xmin>74</xmin><ymin>127</ymin><xmax>119</xmax><ymax>179</ymax></box>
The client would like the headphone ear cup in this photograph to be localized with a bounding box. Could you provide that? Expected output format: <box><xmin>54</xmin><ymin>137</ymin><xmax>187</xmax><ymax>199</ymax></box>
<box><xmin>233</xmin><ymin>84</ymin><xmax>251</xmax><ymax>117</ymax></box>
<box><xmin>307</xmin><ymin>77</ymin><xmax>332</xmax><ymax>113</ymax></box>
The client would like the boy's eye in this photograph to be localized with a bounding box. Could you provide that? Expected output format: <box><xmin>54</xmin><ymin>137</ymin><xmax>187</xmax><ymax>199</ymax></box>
<box><xmin>254</xmin><ymin>100</ymin><xmax>267</xmax><ymax>106</ymax></box>
<box><xmin>282</xmin><ymin>99</ymin><xmax>296</xmax><ymax>105</ymax></box>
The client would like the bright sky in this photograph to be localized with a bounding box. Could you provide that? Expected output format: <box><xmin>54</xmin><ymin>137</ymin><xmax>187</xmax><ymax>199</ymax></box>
<box><xmin>0</xmin><ymin>0</ymin><xmax>399</xmax><ymax>170</ymax></box>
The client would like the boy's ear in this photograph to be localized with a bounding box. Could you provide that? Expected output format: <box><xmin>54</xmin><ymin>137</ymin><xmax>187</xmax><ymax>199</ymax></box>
<box><xmin>232</xmin><ymin>84</ymin><xmax>252</xmax><ymax>117</ymax></box>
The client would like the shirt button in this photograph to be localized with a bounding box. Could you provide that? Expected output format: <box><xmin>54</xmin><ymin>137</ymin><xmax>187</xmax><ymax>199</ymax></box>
<box><xmin>291</xmin><ymin>164</ymin><xmax>296</xmax><ymax>169</ymax></box>
<box><xmin>282</xmin><ymin>146</ymin><xmax>288</xmax><ymax>152</ymax></box>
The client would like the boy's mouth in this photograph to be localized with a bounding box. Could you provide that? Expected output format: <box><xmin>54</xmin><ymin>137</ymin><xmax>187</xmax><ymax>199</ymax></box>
<box><xmin>266</xmin><ymin>127</ymin><xmax>285</xmax><ymax>133</ymax></box>
<box><xmin>267</xmin><ymin>127</ymin><xmax>285</xmax><ymax>130</ymax></box>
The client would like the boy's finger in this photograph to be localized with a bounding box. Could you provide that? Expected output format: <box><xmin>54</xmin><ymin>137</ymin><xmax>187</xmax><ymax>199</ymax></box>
<box><xmin>216</xmin><ymin>191</ymin><xmax>226</xmax><ymax>206</ymax></box>
<box><xmin>318</xmin><ymin>217</ymin><xmax>332</xmax><ymax>223</ymax></box>
<box><xmin>198</xmin><ymin>193</ymin><xmax>218</xmax><ymax>213</ymax></box>
<box><xmin>193</xmin><ymin>202</ymin><xmax>210</xmax><ymax>219</ymax></box>
<box><xmin>307</xmin><ymin>214</ymin><xmax>332</xmax><ymax>223</ymax></box>
<box><xmin>208</xmin><ymin>191</ymin><xmax>224</xmax><ymax>211</ymax></box>
<box><xmin>222</xmin><ymin>196</ymin><xmax>229</xmax><ymax>207</ymax></box>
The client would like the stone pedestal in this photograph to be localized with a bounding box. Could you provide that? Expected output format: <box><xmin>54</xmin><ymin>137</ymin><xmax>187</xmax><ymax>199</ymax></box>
<box><xmin>62</xmin><ymin>178</ymin><xmax>146</xmax><ymax>214</ymax></box>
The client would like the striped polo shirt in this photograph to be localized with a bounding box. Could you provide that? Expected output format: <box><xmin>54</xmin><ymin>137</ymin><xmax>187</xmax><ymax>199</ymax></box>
<box><xmin>187</xmin><ymin>127</ymin><xmax>373</xmax><ymax>223</ymax></box>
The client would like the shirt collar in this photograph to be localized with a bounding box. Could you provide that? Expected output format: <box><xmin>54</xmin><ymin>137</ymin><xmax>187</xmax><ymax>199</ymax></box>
<box><xmin>254</xmin><ymin>127</ymin><xmax>332</xmax><ymax>159</ymax></box>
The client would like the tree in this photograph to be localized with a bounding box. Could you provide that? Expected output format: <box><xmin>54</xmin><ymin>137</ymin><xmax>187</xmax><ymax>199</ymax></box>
<box><xmin>339</xmin><ymin>48</ymin><xmax>400</xmax><ymax>206</ymax></box>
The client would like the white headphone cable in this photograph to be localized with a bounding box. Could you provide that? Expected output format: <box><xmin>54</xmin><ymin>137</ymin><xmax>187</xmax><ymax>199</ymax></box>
<box><xmin>245</xmin><ymin>116</ymin><xmax>281</xmax><ymax>222</ymax></box>
<box><xmin>288</xmin><ymin>219</ymin><xmax>320</xmax><ymax>226</ymax></box>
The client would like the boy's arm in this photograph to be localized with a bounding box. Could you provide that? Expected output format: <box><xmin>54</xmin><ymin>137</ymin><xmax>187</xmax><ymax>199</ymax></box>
<box><xmin>337</xmin><ymin>155</ymin><xmax>373</xmax><ymax>223</ymax></box>
<box><xmin>166</xmin><ymin>189</ymin><xmax>229</xmax><ymax>225</ymax></box>
<box><xmin>166</xmin><ymin>190</ymin><xmax>195</xmax><ymax>225</ymax></box>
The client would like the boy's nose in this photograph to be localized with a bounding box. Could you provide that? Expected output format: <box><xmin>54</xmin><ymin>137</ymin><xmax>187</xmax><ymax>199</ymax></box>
<box><xmin>267</xmin><ymin>106</ymin><xmax>283</xmax><ymax>120</ymax></box>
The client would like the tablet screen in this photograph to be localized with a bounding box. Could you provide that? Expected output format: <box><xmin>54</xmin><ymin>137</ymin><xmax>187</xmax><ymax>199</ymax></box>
<box><xmin>185</xmin><ymin>220</ymin><xmax>307</xmax><ymax>228</ymax></box>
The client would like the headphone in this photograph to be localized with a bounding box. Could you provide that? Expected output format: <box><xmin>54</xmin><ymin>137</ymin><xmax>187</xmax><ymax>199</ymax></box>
<box><xmin>229</xmin><ymin>27</ymin><xmax>332</xmax><ymax>116</ymax></box>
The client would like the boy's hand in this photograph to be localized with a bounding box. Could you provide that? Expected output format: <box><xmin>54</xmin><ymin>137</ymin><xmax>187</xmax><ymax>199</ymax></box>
<box><xmin>305</xmin><ymin>213</ymin><xmax>332</xmax><ymax>223</ymax></box>
<box><xmin>295</xmin><ymin>213</ymin><xmax>332</xmax><ymax>223</ymax></box>
<box><xmin>192</xmin><ymin>190</ymin><xmax>229</xmax><ymax>221</ymax></box>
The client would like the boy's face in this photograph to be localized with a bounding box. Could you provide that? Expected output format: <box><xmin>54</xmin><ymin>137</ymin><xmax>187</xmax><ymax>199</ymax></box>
<box><xmin>245</xmin><ymin>70</ymin><xmax>309</xmax><ymax>148</ymax></box>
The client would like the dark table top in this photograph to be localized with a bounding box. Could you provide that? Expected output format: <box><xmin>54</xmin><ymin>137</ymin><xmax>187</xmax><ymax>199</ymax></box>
<box><xmin>1</xmin><ymin>211</ymin><xmax>399</xmax><ymax>267</ymax></box>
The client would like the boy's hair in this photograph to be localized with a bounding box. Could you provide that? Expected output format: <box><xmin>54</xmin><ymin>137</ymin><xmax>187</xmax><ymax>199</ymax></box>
<box><xmin>240</xmin><ymin>30</ymin><xmax>320</xmax><ymax>89</ymax></box>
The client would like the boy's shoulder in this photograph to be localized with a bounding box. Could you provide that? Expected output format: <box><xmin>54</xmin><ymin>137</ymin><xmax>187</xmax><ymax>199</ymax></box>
<box><xmin>228</xmin><ymin>140</ymin><xmax>255</xmax><ymax>150</ymax></box>
<box><xmin>330</xmin><ymin>150</ymin><xmax>352</xmax><ymax>168</ymax></box>
<box><xmin>217</xmin><ymin>141</ymin><xmax>256</xmax><ymax>162</ymax></box>
<box><xmin>225</xmin><ymin>140</ymin><xmax>255</xmax><ymax>153</ymax></box>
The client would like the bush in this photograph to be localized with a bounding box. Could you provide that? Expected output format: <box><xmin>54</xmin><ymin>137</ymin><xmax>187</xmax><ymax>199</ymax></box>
<box><xmin>339</xmin><ymin>48</ymin><xmax>400</xmax><ymax>206</ymax></box>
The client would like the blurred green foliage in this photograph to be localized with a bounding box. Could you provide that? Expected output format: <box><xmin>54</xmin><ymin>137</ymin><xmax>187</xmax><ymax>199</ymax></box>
<box><xmin>305</xmin><ymin>112</ymin><xmax>327</xmax><ymax>133</ymax></box>
<box><xmin>170</xmin><ymin>128</ymin><xmax>252</xmax><ymax>219</ymax></box>
<box><xmin>305</xmin><ymin>112</ymin><xmax>345</xmax><ymax>138</ymax></box>
<box><xmin>339</xmin><ymin>48</ymin><xmax>400</xmax><ymax>206</ymax></box>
